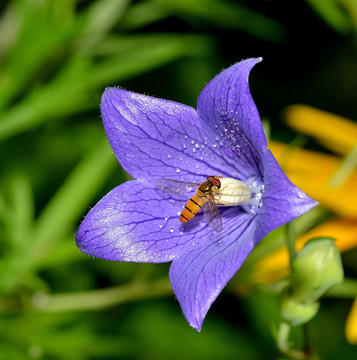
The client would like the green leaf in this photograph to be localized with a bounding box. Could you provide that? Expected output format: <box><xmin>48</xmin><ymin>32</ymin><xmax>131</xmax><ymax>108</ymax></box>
<box><xmin>305</xmin><ymin>0</ymin><xmax>354</xmax><ymax>33</ymax></box>
<box><xmin>87</xmin><ymin>34</ymin><xmax>213</xmax><ymax>87</ymax></box>
<box><xmin>153</xmin><ymin>0</ymin><xmax>286</xmax><ymax>42</ymax></box>
<box><xmin>0</xmin><ymin>0</ymin><xmax>80</xmax><ymax>110</ymax></box>
<box><xmin>30</xmin><ymin>138</ymin><xmax>117</xmax><ymax>266</ymax></box>
<box><xmin>4</xmin><ymin>173</ymin><xmax>35</xmax><ymax>248</ymax></box>
<box><xmin>76</xmin><ymin>0</ymin><xmax>131</xmax><ymax>51</ymax></box>
<box><xmin>81</xmin><ymin>0</ymin><xmax>130</xmax><ymax>35</ymax></box>
<box><xmin>119</xmin><ymin>0</ymin><xmax>171</xmax><ymax>30</ymax></box>
<box><xmin>0</xmin><ymin>34</ymin><xmax>213</xmax><ymax>140</ymax></box>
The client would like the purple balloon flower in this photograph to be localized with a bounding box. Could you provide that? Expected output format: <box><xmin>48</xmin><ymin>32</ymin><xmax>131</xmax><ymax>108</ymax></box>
<box><xmin>76</xmin><ymin>58</ymin><xmax>317</xmax><ymax>331</ymax></box>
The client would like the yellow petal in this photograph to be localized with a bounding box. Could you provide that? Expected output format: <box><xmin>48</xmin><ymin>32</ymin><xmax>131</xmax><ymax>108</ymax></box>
<box><xmin>346</xmin><ymin>297</ymin><xmax>357</xmax><ymax>344</ymax></box>
<box><xmin>284</xmin><ymin>105</ymin><xmax>357</xmax><ymax>155</ymax></box>
<box><xmin>297</xmin><ymin>218</ymin><xmax>357</xmax><ymax>253</ymax></box>
<box><xmin>252</xmin><ymin>218</ymin><xmax>357</xmax><ymax>284</ymax></box>
<box><xmin>269</xmin><ymin>141</ymin><xmax>357</xmax><ymax>218</ymax></box>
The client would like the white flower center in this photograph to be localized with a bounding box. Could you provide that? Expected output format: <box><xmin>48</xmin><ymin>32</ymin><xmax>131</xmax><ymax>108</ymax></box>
<box><xmin>214</xmin><ymin>177</ymin><xmax>264</xmax><ymax>210</ymax></box>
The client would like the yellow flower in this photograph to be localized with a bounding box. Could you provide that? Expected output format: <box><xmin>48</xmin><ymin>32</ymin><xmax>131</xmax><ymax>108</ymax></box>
<box><xmin>269</xmin><ymin>140</ymin><xmax>357</xmax><ymax>218</ymax></box>
<box><xmin>284</xmin><ymin>105</ymin><xmax>357</xmax><ymax>155</ymax></box>
<box><xmin>253</xmin><ymin>105</ymin><xmax>357</xmax><ymax>343</ymax></box>
<box><xmin>346</xmin><ymin>298</ymin><xmax>357</xmax><ymax>344</ymax></box>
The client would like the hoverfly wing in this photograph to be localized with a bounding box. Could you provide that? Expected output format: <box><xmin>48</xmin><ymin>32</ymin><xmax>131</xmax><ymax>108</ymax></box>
<box><xmin>155</xmin><ymin>179</ymin><xmax>199</xmax><ymax>194</ymax></box>
<box><xmin>203</xmin><ymin>195</ymin><xmax>222</xmax><ymax>234</ymax></box>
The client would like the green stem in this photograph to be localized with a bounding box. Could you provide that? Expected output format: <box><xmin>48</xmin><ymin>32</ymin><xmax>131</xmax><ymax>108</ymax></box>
<box><xmin>286</xmin><ymin>222</ymin><xmax>297</xmax><ymax>269</ymax></box>
<box><xmin>31</xmin><ymin>278</ymin><xmax>171</xmax><ymax>312</ymax></box>
<box><xmin>330</xmin><ymin>142</ymin><xmax>357</xmax><ymax>188</ymax></box>
<box><xmin>325</xmin><ymin>277</ymin><xmax>357</xmax><ymax>298</ymax></box>
<box><xmin>276</xmin><ymin>321</ymin><xmax>305</xmax><ymax>359</ymax></box>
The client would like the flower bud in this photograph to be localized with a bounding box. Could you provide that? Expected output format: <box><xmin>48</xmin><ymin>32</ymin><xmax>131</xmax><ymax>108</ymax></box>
<box><xmin>280</xmin><ymin>237</ymin><xmax>344</xmax><ymax>326</ymax></box>
<box><xmin>291</xmin><ymin>238</ymin><xmax>344</xmax><ymax>303</ymax></box>
<box><xmin>280</xmin><ymin>288</ymin><xmax>320</xmax><ymax>326</ymax></box>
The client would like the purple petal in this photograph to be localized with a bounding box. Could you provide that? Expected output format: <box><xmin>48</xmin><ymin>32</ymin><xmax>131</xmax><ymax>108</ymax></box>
<box><xmin>101</xmin><ymin>88</ymin><xmax>243</xmax><ymax>182</ymax></box>
<box><xmin>254</xmin><ymin>150</ymin><xmax>319</xmax><ymax>243</ymax></box>
<box><xmin>76</xmin><ymin>58</ymin><xmax>319</xmax><ymax>333</ymax></box>
<box><xmin>76</xmin><ymin>180</ymin><xmax>219</xmax><ymax>263</ymax></box>
<box><xmin>197</xmin><ymin>58</ymin><xmax>265</xmax><ymax>178</ymax></box>
<box><xmin>169</xmin><ymin>212</ymin><xmax>255</xmax><ymax>331</ymax></box>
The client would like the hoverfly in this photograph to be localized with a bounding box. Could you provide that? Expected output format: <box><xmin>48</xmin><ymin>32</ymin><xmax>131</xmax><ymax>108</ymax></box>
<box><xmin>155</xmin><ymin>176</ymin><xmax>224</xmax><ymax>233</ymax></box>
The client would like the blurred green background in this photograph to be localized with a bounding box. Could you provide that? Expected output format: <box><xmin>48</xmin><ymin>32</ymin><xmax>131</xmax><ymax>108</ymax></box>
<box><xmin>0</xmin><ymin>0</ymin><xmax>356</xmax><ymax>359</ymax></box>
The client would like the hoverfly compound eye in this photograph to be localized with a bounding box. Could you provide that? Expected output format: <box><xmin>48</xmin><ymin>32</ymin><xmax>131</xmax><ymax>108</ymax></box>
<box><xmin>207</xmin><ymin>176</ymin><xmax>221</xmax><ymax>188</ymax></box>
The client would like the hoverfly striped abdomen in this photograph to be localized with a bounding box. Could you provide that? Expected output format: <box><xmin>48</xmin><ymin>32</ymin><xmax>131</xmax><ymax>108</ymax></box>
<box><xmin>180</xmin><ymin>195</ymin><xmax>206</xmax><ymax>223</ymax></box>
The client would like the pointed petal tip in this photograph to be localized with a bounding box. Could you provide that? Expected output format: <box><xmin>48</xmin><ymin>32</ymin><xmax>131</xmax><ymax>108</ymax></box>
<box><xmin>186</xmin><ymin>308</ymin><xmax>205</xmax><ymax>332</ymax></box>
<box><xmin>101</xmin><ymin>86</ymin><xmax>120</xmax><ymax>104</ymax></box>
<box><xmin>289</xmin><ymin>186</ymin><xmax>320</xmax><ymax>221</ymax></box>
<box><xmin>310</xmin><ymin>198</ymin><xmax>319</xmax><ymax>208</ymax></box>
<box><xmin>308</xmin><ymin>198</ymin><xmax>320</xmax><ymax>214</ymax></box>
<box><xmin>100</xmin><ymin>87</ymin><xmax>116</xmax><ymax>112</ymax></box>
<box><xmin>101</xmin><ymin>86</ymin><xmax>114</xmax><ymax>97</ymax></box>
<box><xmin>75</xmin><ymin>220</ymin><xmax>99</xmax><ymax>259</ymax></box>
<box><xmin>101</xmin><ymin>86</ymin><xmax>132</xmax><ymax>108</ymax></box>
<box><xmin>297</xmin><ymin>187</ymin><xmax>320</xmax><ymax>213</ymax></box>
<box><xmin>240</xmin><ymin>56</ymin><xmax>263</xmax><ymax>67</ymax></box>
<box><xmin>250</xmin><ymin>56</ymin><xmax>263</xmax><ymax>63</ymax></box>
<box><xmin>189</xmin><ymin>321</ymin><xmax>202</xmax><ymax>332</ymax></box>
<box><xmin>227</xmin><ymin>57</ymin><xmax>262</xmax><ymax>74</ymax></box>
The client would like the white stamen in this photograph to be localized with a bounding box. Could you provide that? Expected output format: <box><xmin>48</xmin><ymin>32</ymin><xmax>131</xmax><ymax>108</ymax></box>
<box><xmin>213</xmin><ymin>177</ymin><xmax>263</xmax><ymax>207</ymax></box>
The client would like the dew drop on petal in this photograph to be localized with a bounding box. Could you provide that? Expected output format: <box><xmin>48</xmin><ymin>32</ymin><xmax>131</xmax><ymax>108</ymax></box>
<box><xmin>170</xmin><ymin>228</ymin><xmax>175</xmax><ymax>233</ymax></box>
<box><xmin>176</xmin><ymin>168</ymin><xmax>181</xmax><ymax>173</ymax></box>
